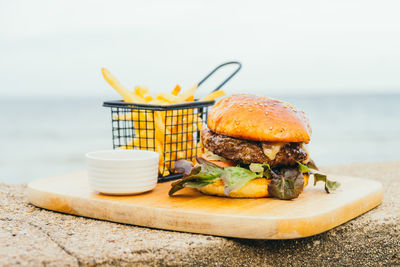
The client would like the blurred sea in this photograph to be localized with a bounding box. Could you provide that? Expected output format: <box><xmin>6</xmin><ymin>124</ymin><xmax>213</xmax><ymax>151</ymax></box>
<box><xmin>1</xmin><ymin>94</ymin><xmax>399</xmax><ymax>184</ymax></box>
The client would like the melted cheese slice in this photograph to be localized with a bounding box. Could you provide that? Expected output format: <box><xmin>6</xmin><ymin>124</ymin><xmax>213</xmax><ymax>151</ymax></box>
<box><xmin>262</xmin><ymin>143</ymin><xmax>284</xmax><ymax>160</ymax></box>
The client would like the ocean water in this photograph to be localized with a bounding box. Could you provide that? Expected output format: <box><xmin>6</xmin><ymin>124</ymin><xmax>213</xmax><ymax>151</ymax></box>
<box><xmin>1</xmin><ymin>94</ymin><xmax>399</xmax><ymax>184</ymax></box>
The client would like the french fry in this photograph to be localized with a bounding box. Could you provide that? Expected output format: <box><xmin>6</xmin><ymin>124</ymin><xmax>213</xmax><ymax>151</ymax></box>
<box><xmin>123</xmin><ymin>136</ymin><xmax>155</xmax><ymax>150</ymax></box>
<box><xmin>134</xmin><ymin>86</ymin><xmax>149</xmax><ymax>96</ymax></box>
<box><xmin>195</xmin><ymin>115</ymin><xmax>204</xmax><ymax>131</ymax></box>
<box><xmin>133</xmin><ymin>86</ymin><xmax>156</xmax><ymax>103</ymax></box>
<box><xmin>113</xmin><ymin>113</ymin><xmax>131</xmax><ymax>120</ymax></box>
<box><xmin>177</xmin><ymin>84</ymin><xmax>198</xmax><ymax>102</ymax></box>
<box><xmin>200</xmin><ymin>90</ymin><xmax>226</xmax><ymax>101</ymax></box>
<box><xmin>153</xmin><ymin>111</ymin><xmax>167</xmax><ymax>172</ymax></box>
<box><xmin>113</xmin><ymin>110</ymin><xmax>154</xmax><ymax>123</ymax></box>
<box><xmin>144</xmin><ymin>95</ymin><xmax>154</xmax><ymax>103</ymax></box>
<box><xmin>132</xmin><ymin>87</ymin><xmax>147</xmax><ymax>103</ymax></box>
<box><xmin>155</xmin><ymin>93</ymin><xmax>181</xmax><ymax>104</ymax></box>
<box><xmin>171</xmin><ymin>85</ymin><xmax>181</xmax><ymax>96</ymax></box>
<box><xmin>101</xmin><ymin>68</ymin><xmax>141</xmax><ymax>103</ymax></box>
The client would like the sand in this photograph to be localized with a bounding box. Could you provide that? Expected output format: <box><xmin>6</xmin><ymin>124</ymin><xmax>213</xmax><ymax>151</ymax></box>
<box><xmin>0</xmin><ymin>161</ymin><xmax>399</xmax><ymax>266</ymax></box>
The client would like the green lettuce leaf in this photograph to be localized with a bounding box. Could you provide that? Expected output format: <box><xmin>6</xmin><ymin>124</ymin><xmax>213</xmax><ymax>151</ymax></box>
<box><xmin>183</xmin><ymin>181</ymin><xmax>215</xmax><ymax>188</ymax></box>
<box><xmin>297</xmin><ymin>161</ymin><xmax>340</xmax><ymax>193</ymax></box>
<box><xmin>168</xmin><ymin>158</ymin><xmax>224</xmax><ymax>196</ymax></box>
<box><xmin>221</xmin><ymin>166</ymin><xmax>262</xmax><ymax>195</ymax></box>
<box><xmin>249</xmin><ymin>163</ymin><xmax>271</xmax><ymax>178</ymax></box>
<box><xmin>314</xmin><ymin>173</ymin><xmax>341</xmax><ymax>193</ymax></box>
<box><xmin>249</xmin><ymin>163</ymin><xmax>264</xmax><ymax>173</ymax></box>
<box><xmin>196</xmin><ymin>157</ymin><xmax>225</xmax><ymax>176</ymax></box>
<box><xmin>268</xmin><ymin>168</ymin><xmax>305</xmax><ymax>200</ymax></box>
<box><xmin>297</xmin><ymin>161</ymin><xmax>311</xmax><ymax>173</ymax></box>
<box><xmin>306</xmin><ymin>159</ymin><xmax>319</xmax><ymax>170</ymax></box>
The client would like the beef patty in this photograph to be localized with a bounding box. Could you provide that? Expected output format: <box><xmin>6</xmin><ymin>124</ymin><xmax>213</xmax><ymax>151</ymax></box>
<box><xmin>201</xmin><ymin>128</ymin><xmax>308</xmax><ymax>167</ymax></box>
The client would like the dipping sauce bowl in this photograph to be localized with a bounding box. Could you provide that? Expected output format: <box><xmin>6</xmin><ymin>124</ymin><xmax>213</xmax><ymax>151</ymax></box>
<box><xmin>86</xmin><ymin>150</ymin><xmax>159</xmax><ymax>195</ymax></box>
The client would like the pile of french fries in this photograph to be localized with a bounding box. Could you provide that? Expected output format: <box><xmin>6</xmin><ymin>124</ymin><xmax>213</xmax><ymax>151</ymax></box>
<box><xmin>101</xmin><ymin>68</ymin><xmax>225</xmax><ymax>176</ymax></box>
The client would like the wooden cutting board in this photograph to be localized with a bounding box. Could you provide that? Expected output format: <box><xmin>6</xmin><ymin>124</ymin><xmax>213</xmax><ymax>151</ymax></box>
<box><xmin>27</xmin><ymin>171</ymin><xmax>383</xmax><ymax>239</ymax></box>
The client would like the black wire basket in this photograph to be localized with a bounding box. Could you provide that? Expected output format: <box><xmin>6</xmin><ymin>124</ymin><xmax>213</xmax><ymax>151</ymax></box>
<box><xmin>103</xmin><ymin>61</ymin><xmax>241</xmax><ymax>182</ymax></box>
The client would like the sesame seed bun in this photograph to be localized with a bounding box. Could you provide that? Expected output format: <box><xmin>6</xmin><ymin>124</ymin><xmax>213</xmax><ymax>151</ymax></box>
<box><xmin>207</xmin><ymin>94</ymin><xmax>312</xmax><ymax>143</ymax></box>
<box><xmin>197</xmin><ymin>174</ymin><xmax>309</xmax><ymax>198</ymax></box>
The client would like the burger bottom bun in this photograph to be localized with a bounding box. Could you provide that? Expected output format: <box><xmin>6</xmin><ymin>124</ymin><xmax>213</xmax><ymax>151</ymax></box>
<box><xmin>197</xmin><ymin>174</ymin><xmax>309</xmax><ymax>198</ymax></box>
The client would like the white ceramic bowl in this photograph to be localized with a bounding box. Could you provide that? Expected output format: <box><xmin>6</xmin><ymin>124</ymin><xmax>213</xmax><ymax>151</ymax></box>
<box><xmin>86</xmin><ymin>150</ymin><xmax>159</xmax><ymax>195</ymax></box>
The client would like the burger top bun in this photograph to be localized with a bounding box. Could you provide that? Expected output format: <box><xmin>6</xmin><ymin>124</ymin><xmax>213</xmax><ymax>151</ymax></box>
<box><xmin>207</xmin><ymin>94</ymin><xmax>312</xmax><ymax>143</ymax></box>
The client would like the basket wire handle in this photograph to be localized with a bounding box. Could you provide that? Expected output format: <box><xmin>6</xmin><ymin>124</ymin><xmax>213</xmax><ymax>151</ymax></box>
<box><xmin>197</xmin><ymin>61</ymin><xmax>242</xmax><ymax>93</ymax></box>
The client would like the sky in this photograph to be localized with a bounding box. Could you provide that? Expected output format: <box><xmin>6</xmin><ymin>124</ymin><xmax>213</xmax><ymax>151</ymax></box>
<box><xmin>1</xmin><ymin>0</ymin><xmax>400</xmax><ymax>98</ymax></box>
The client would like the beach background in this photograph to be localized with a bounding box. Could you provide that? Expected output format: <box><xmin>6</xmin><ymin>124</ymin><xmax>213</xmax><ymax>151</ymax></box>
<box><xmin>1</xmin><ymin>1</ymin><xmax>400</xmax><ymax>183</ymax></box>
<box><xmin>1</xmin><ymin>94</ymin><xmax>399</xmax><ymax>183</ymax></box>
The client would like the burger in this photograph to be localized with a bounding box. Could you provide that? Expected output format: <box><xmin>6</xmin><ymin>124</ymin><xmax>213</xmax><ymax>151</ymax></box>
<box><xmin>169</xmin><ymin>94</ymin><xmax>339</xmax><ymax>200</ymax></box>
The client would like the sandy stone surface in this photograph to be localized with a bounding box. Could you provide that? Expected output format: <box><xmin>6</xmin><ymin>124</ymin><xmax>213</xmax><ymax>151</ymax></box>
<box><xmin>0</xmin><ymin>161</ymin><xmax>399</xmax><ymax>266</ymax></box>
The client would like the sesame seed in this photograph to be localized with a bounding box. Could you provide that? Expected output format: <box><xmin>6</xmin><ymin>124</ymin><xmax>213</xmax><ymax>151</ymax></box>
<box><xmin>265</xmin><ymin>112</ymin><xmax>269</xmax><ymax>115</ymax></box>
<box><xmin>269</xmin><ymin>126</ymin><xmax>273</xmax><ymax>130</ymax></box>
<box><xmin>248</xmin><ymin>108</ymin><xmax>253</xmax><ymax>112</ymax></box>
